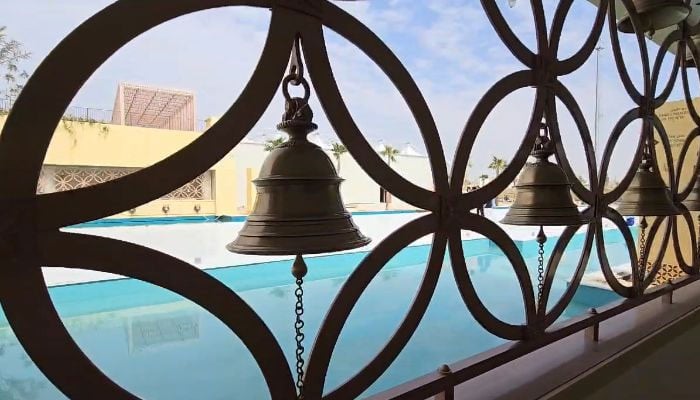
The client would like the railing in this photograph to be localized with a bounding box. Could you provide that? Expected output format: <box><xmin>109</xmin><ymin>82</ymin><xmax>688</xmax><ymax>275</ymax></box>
<box><xmin>1</xmin><ymin>96</ymin><xmax>209</xmax><ymax>131</ymax></box>
<box><xmin>63</xmin><ymin>105</ymin><xmax>114</xmax><ymax>124</ymax></box>
<box><xmin>0</xmin><ymin>0</ymin><xmax>699</xmax><ymax>399</ymax></box>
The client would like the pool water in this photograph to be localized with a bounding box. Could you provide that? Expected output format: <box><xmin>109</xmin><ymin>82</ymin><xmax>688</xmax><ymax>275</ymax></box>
<box><xmin>0</xmin><ymin>230</ymin><xmax>629</xmax><ymax>399</ymax></box>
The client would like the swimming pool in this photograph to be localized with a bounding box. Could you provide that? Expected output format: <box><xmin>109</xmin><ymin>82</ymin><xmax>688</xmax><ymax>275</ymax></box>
<box><xmin>0</xmin><ymin>230</ymin><xmax>629</xmax><ymax>399</ymax></box>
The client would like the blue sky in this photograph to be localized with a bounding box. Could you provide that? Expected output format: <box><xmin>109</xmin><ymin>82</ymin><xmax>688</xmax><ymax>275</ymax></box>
<box><xmin>1</xmin><ymin>0</ymin><xmax>683</xmax><ymax>182</ymax></box>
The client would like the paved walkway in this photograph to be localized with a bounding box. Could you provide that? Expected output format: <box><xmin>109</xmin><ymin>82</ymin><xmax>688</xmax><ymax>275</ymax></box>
<box><xmin>44</xmin><ymin>208</ymin><xmax>612</xmax><ymax>287</ymax></box>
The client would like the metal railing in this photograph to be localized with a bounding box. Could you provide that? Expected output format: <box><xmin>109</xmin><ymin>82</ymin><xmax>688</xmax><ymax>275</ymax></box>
<box><xmin>1</xmin><ymin>96</ymin><xmax>209</xmax><ymax>131</ymax></box>
<box><xmin>63</xmin><ymin>105</ymin><xmax>113</xmax><ymax>124</ymax></box>
<box><xmin>0</xmin><ymin>0</ymin><xmax>699</xmax><ymax>399</ymax></box>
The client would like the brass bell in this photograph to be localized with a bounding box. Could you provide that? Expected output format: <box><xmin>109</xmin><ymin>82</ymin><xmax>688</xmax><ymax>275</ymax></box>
<box><xmin>682</xmin><ymin>35</ymin><xmax>700</xmax><ymax>68</ymax></box>
<box><xmin>682</xmin><ymin>173</ymin><xmax>700</xmax><ymax>211</ymax></box>
<box><xmin>682</xmin><ymin>56</ymin><xmax>697</xmax><ymax>69</ymax></box>
<box><xmin>501</xmin><ymin>123</ymin><xmax>586</xmax><ymax>226</ymax></box>
<box><xmin>227</xmin><ymin>96</ymin><xmax>370</xmax><ymax>255</ymax></box>
<box><xmin>615</xmin><ymin>149</ymin><xmax>680</xmax><ymax>216</ymax></box>
<box><xmin>617</xmin><ymin>0</ymin><xmax>690</xmax><ymax>34</ymax></box>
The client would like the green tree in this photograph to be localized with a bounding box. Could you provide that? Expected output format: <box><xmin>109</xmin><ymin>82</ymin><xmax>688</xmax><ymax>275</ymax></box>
<box><xmin>0</xmin><ymin>26</ymin><xmax>30</xmax><ymax>102</ymax></box>
<box><xmin>479</xmin><ymin>174</ymin><xmax>489</xmax><ymax>182</ymax></box>
<box><xmin>488</xmin><ymin>156</ymin><xmax>508</xmax><ymax>176</ymax></box>
<box><xmin>331</xmin><ymin>142</ymin><xmax>347</xmax><ymax>173</ymax></box>
<box><xmin>264</xmin><ymin>136</ymin><xmax>286</xmax><ymax>152</ymax></box>
<box><xmin>380</xmin><ymin>145</ymin><xmax>400</xmax><ymax>167</ymax></box>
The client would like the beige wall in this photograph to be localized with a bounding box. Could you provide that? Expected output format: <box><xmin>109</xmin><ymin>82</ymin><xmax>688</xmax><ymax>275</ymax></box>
<box><xmin>0</xmin><ymin>115</ymin><xmax>236</xmax><ymax>218</ymax></box>
<box><xmin>649</xmin><ymin>98</ymin><xmax>700</xmax><ymax>283</ymax></box>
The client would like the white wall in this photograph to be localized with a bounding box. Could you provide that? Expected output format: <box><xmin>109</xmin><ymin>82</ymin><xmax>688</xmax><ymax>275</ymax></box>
<box><xmin>226</xmin><ymin>135</ymin><xmax>433</xmax><ymax>212</ymax></box>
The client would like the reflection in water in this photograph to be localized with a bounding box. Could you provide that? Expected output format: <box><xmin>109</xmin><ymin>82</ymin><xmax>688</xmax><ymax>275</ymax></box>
<box><xmin>0</xmin><ymin>236</ymin><xmax>629</xmax><ymax>399</ymax></box>
<box><xmin>477</xmin><ymin>254</ymin><xmax>492</xmax><ymax>273</ymax></box>
<box><xmin>0</xmin><ymin>342</ymin><xmax>48</xmax><ymax>400</ymax></box>
<box><xmin>128</xmin><ymin>312</ymin><xmax>199</xmax><ymax>354</ymax></box>
<box><xmin>268</xmin><ymin>286</ymin><xmax>289</xmax><ymax>299</ymax></box>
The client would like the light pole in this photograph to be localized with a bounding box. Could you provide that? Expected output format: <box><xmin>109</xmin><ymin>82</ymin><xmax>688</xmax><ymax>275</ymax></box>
<box><xmin>594</xmin><ymin>45</ymin><xmax>604</xmax><ymax>163</ymax></box>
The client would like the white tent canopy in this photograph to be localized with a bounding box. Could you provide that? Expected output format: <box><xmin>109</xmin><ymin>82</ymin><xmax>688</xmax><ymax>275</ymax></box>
<box><xmin>400</xmin><ymin>142</ymin><xmax>423</xmax><ymax>157</ymax></box>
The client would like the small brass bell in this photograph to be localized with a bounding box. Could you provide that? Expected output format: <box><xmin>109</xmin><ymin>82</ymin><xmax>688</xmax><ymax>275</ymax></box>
<box><xmin>615</xmin><ymin>149</ymin><xmax>680</xmax><ymax>216</ymax></box>
<box><xmin>682</xmin><ymin>173</ymin><xmax>700</xmax><ymax>211</ymax></box>
<box><xmin>227</xmin><ymin>96</ymin><xmax>370</xmax><ymax>255</ymax></box>
<box><xmin>683</xmin><ymin>56</ymin><xmax>697</xmax><ymax>69</ymax></box>
<box><xmin>501</xmin><ymin>123</ymin><xmax>586</xmax><ymax>227</ymax></box>
<box><xmin>617</xmin><ymin>0</ymin><xmax>690</xmax><ymax>34</ymax></box>
<box><xmin>682</xmin><ymin>36</ymin><xmax>700</xmax><ymax>69</ymax></box>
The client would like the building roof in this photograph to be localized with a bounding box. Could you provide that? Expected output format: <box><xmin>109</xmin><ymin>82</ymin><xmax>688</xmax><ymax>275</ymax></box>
<box><xmin>374</xmin><ymin>140</ymin><xmax>387</xmax><ymax>153</ymax></box>
<box><xmin>112</xmin><ymin>83</ymin><xmax>196</xmax><ymax>131</ymax></box>
<box><xmin>308</xmin><ymin>132</ymin><xmax>330</xmax><ymax>149</ymax></box>
<box><xmin>400</xmin><ymin>142</ymin><xmax>423</xmax><ymax>157</ymax></box>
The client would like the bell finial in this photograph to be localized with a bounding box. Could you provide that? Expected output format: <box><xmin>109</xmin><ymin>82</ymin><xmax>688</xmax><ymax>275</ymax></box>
<box><xmin>277</xmin><ymin>76</ymin><xmax>318</xmax><ymax>142</ymax></box>
<box><xmin>282</xmin><ymin>97</ymin><xmax>313</xmax><ymax>124</ymax></box>
<box><xmin>531</xmin><ymin>123</ymin><xmax>555</xmax><ymax>160</ymax></box>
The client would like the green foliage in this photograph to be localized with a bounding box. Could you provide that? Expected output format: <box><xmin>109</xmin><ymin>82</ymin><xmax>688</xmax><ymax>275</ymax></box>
<box><xmin>0</xmin><ymin>26</ymin><xmax>30</xmax><ymax>101</ymax></box>
<box><xmin>488</xmin><ymin>156</ymin><xmax>508</xmax><ymax>176</ymax></box>
<box><xmin>331</xmin><ymin>142</ymin><xmax>347</xmax><ymax>172</ymax></box>
<box><xmin>61</xmin><ymin>116</ymin><xmax>111</xmax><ymax>147</ymax></box>
<box><xmin>264</xmin><ymin>136</ymin><xmax>286</xmax><ymax>152</ymax></box>
<box><xmin>380</xmin><ymin>145</ymin><xmax>400</xmax><ymax>166</ymax></box>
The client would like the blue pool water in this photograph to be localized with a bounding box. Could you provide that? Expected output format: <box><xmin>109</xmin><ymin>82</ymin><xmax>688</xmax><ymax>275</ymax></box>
<box><xmin>0</xmin><ymin>230</ymin><xmax>629</xmax><ymax>399</ymax></box>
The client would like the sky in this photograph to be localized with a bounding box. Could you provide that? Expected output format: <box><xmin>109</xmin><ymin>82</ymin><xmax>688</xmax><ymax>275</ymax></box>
<box><xmin>1</xmin><ymin>0</ymin><xmax>687</xmax><ymax>183</ymax></box>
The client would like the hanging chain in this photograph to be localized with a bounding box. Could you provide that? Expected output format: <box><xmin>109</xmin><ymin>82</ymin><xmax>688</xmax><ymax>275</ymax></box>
<box><xmin>291</xmin><ymin>254</ymin><xmax>308</xmax><ymax>399</ymax></box>
<box><xmin>535</xmin><ymin>226</ymin><xmax>547</xmax><ymax>310</ymax></box>
<box><xmin>638</xmin><ymin>217</ymin><xmax>648</xmax><ymax>286</ymax></box>
<box><xmin>294</xmin><ymin>277</ymin><xmax>305</xmax><ymax>399</ymax></box>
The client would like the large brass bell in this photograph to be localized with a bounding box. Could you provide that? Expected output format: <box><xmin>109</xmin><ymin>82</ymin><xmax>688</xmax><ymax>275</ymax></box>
<box><xmin>227</xmin><ymin>93</ymin><xmax>370</xmax><ymax>255</ymax></box>
<box><xmin>615</xmin><ymin>148</ymin><xmax>680</xmax><ymax>216</ymax></box>
<box><xmin>682</xmin><ymin>172</ymin><xmax>700</xmax><ymax>211</ymax></box>
<box><xmin>501</xmin><ymin>123</ymin><xmax>586</xmax><ymax>226</ymax></box>
<box><xmin>617</xmin><ymin>0</ymin><xmax>690</xmax><ymax>34</ymax></box>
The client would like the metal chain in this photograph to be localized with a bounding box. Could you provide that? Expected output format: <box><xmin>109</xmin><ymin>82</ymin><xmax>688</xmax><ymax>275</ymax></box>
<box><xmin>535</xmin><ymin>226</ymin><xmax>547</xmax><ymax>310</ymax></box>
<box><xmin>537</xmin><ymin>242</ymin><xmax>545</xmax><ymax>302</ymax></box>
<box><xmin>638</xmin><ymin>217</ymin><xmax>647</xmax><ymax>286</ymax></box>
<box><xmin>294</xmin><ymin>277</ymin><xmax>305</xmax><ymax>399</ymax></box>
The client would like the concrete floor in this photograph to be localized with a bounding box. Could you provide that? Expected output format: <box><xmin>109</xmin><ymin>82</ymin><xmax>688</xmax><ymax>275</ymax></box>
<box><xmin>549</xmin><ymin>309</ymin><xmax>700</xmax><ymax>400</ymax></box>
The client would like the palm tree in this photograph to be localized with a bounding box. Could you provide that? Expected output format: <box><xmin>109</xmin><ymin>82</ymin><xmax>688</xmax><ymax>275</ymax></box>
<box><xmin>331</xmin><ymin>142</ymin><xmax>347</xmax><ymax>173</ymax></box>
<box><xmin>488</xmin><ymin>156</ymin><xmax>508</xmax><ymax>176</ymax></box>
<box><xmin>264</xmin><ymin>136</ymin><xmax>286</xmax><ymax>152</ymax></box>
<box><xmin>380</xmin><ymin>145</ymin><xmax>400</xmax><ymax>167</ymax></box>
<box><xmin>479</xmin><ymin>174</ymin><xmax>489</xmax><ymax>185</ymax></box>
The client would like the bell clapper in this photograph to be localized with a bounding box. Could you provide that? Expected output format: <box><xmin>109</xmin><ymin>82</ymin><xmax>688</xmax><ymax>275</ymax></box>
<box><xmin>536</xmin><ymin>226</ymin><xmax>547</xmax><ymax>311</ymax></box>
<box><xmin>638</xmin><ymin>217</ymin><xmax>648</xmax><ymax>288</ymax></box>
<box><xmin>292</xmin><ymin>254</ymin><xmax>308</xmax><ymax>399</ymax></box>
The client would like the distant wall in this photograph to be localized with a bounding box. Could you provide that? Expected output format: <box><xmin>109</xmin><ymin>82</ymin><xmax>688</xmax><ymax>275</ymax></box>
<box><xmin>227</xmin><ymin>140</ymin><xmax>432</xmax><ymax>212</ymax></box>
<box><xmin>649</xmin><ymin>98</ymin><xmax>700</xmax><ymax>284</ymax></box>
<box><xmin>0</xmin><ymin>115</ymin><xmax>236</xmax><ymax>218</ymax></box>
